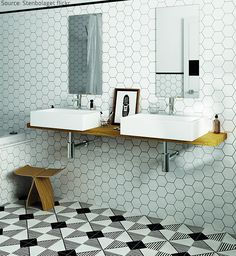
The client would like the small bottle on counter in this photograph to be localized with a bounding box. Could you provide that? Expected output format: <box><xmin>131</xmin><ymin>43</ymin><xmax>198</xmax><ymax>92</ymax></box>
<box><xmin>213</xmin><ymin>114</ymin><xmax>220</xmax><ymax>134</ymax></box>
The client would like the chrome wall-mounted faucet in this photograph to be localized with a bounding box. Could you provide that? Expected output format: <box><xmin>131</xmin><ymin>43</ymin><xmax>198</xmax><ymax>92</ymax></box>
<box><xmin>168</xmin><ymin>97</ymin><xmax>175</xmax><ymax>115</ymax></box>
<box><xmin>73</xmin><ymin>94</ymin><xmax>82</xmax><ymax>109</ymax></box>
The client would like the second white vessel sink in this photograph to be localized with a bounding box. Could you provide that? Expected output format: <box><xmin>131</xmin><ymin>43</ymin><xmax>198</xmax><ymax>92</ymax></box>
<box><xmin>120</xmin><ymin>113</ymin><xmax>210</xmax><ymax>141</ymax></box>
<box><xmin>30</xmin><ymin>108</ymin><xmax>101</xmax><ymax>131</ymax></box>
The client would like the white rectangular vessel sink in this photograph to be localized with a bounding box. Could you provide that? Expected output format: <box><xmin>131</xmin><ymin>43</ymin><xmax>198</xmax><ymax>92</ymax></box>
<box><xmin>30</xmin><ymin>108</ymin><xmax>101</xmax><ymax>131</ymax></box>
<box><xmin>121</xmin><ymin>114</ymin><xmax>210</xmax><ymax>141</ymax></box>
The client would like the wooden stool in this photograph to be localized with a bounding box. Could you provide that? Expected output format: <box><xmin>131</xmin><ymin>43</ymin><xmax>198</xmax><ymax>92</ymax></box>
<box><xmin>15</xmin><ymin>165</ymin><xmax>64</xmax><ymax>211</ymax></box>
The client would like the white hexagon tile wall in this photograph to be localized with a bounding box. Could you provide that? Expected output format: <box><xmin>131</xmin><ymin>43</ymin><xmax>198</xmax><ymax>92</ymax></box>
<box><xmin>0</xmin><ymin>0</ymin><xmax>236</xmax><ymax>235</ymax></box>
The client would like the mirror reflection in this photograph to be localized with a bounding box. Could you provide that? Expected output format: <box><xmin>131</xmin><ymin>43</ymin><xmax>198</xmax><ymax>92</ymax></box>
<box><xmin>68</xmin><ymin>13</ymin><xmax>102</xmax><ymax>96</ymax></box>
<box><xmin>155</xmin><ymin>5</ymin><xmax>200</xmax><ymax>98</ymax></box>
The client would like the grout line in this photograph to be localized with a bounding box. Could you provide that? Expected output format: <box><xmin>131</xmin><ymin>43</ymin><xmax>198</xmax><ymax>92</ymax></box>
<box><xmin>53</xmin><ymin>203</ymin><xmax>67</xmax><ymax>252</ymax></box>
<box><xmin>96</xmin><ymin>237</ymin><xmax>107</xmax><ymax>255</ymax></box>
<box><xmin>81</xmin><ymin>202</ymin><xmax>105</xmax><ymax>255</ymax></box>
<box><xmin>24</xmin><ymin>200</ymin><xmax>31</xmax><ymax>256</ymax></box>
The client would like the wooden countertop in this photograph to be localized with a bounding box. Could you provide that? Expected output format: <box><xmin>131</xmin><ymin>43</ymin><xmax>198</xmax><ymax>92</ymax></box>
<box><xmin>27</xmin><ymin>123</ymin><xmax>227</xmax><ymax>147</ymax></box>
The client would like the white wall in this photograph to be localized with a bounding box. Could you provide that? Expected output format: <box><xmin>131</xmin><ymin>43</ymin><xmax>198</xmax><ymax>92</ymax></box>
<box><xmin>0</xmin><ymin>0</ymin><xmax>235</xmax><ymax>234</ymax></box>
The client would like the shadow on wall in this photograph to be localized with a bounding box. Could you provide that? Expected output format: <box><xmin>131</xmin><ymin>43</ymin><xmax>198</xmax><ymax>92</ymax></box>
<box><xmin>10</xmin><ymin>173</ymin><xmax>32</xmax><ymax>200</ymax></box>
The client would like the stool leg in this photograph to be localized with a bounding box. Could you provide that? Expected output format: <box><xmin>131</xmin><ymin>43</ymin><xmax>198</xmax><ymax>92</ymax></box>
<box><xmin>26</xmin><ymin>179</ymin><xmax>40</xmax><ymax>208</ymax></box>
<box><xmin>34</xmin><ymin>177</ymin><xmax>55</xmax><ymax>211</ymax></box>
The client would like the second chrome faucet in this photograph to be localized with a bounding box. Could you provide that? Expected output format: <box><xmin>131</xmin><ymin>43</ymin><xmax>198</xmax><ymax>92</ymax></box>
<box><xmin>168</xmin><ymin>97</ymin><xmax>175</xmax><ymax>115</ymax></box>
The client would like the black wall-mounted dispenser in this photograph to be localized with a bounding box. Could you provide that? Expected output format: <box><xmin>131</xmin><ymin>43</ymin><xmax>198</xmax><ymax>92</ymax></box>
<box><xmin>189</xmin><ymin>60</ymin><xmax>199</xmax><ymax>76</ymax></box>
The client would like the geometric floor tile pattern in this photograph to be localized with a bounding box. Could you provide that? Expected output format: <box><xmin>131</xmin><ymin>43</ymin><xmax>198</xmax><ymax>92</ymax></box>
<box><xmin>0</xmin><ymin>200</ymin><xmax>236</xmax><ymax>256</ymax></box>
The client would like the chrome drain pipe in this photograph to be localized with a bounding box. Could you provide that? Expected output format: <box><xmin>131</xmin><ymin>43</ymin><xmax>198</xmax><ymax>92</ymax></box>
<box><xmin>162</xmin><ymin>141</ymin><xmax>179</xmax><ymax>172</ymax></box>
<box><xmin>67</xmin><ymin>132</ymin><xmax>90</xmax><ymax>159</ymax></box>
<box><xmin>74</xmin><ymin>140</ymin><xmax>89</xmax><ymax>148</ymax></box>
<box><xmin>68</xmin><ymin>132</ymin><xmax>75</xmax><ymax>159</ymax></box>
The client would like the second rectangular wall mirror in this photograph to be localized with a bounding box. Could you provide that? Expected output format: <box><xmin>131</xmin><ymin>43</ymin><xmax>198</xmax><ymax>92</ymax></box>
<box><xmin>155</xmin><ymin>5</ymin><xmax>200</xmax><ymax>98</ymax></box>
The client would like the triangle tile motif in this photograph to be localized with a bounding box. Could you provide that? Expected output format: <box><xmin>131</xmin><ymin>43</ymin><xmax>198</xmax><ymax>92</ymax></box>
<box><xmin>0</xmin><ymin>200</ymin><xmax>236</xmax><ymax>256</ymax></box>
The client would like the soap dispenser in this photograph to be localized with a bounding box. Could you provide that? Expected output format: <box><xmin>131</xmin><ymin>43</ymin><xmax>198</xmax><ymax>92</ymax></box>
<box><xmin>90</xmin><ymin>99</ymin><xmax>95</xmax><ymax>110</ymax></box>
<box><xmin>213</xmin><ymin>114</ymin><xmax>220</xmax><ymax>134</ymax></box>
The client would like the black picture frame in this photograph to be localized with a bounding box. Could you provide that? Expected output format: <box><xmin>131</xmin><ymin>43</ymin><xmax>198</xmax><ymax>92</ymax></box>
<box><xmin>112</xmin><ymin>88</ymin><xmax>140</xmax><ymax>125</ymax></box>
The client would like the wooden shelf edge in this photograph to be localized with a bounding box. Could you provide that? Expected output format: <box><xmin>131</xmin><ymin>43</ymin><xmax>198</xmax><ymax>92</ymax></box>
<box><xmin>27</xmin><ymin>123</ymin><xmax>227</xmax><ymax>147</ymax></box>
<box><xmin>27</xmin><ymin>123</ymin><xmax>120</xmax><ymax>137</ymax></box>
<box><xmin>190</xmin><ymin>132</ymin><xmax>227</xmax><ymax>146</ymax></box>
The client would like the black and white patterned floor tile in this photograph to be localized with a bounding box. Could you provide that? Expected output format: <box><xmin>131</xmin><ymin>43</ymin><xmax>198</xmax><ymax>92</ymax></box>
<box><xmin>0</xmin><ymin>200</ymin><xmax>235</xmax><ymax>256</ymax></box>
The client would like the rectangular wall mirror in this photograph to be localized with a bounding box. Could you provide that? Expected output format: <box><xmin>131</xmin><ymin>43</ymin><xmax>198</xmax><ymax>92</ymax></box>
<box><xmin>68</xmin><ymin>13</ymin><xmax>102</xmax><ymax>95</ymax></box>
<box><xmin>155</xmin><ymin>5</ymin><xmax>200</xmax><ymax>98</ymax></box>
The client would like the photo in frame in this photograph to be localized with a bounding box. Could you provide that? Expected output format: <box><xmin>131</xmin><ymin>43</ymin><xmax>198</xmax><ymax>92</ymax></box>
<box><xmin>112</xmin><ymin>88</ymin><xmax>140</xmax><ymax>125</ymax></box>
